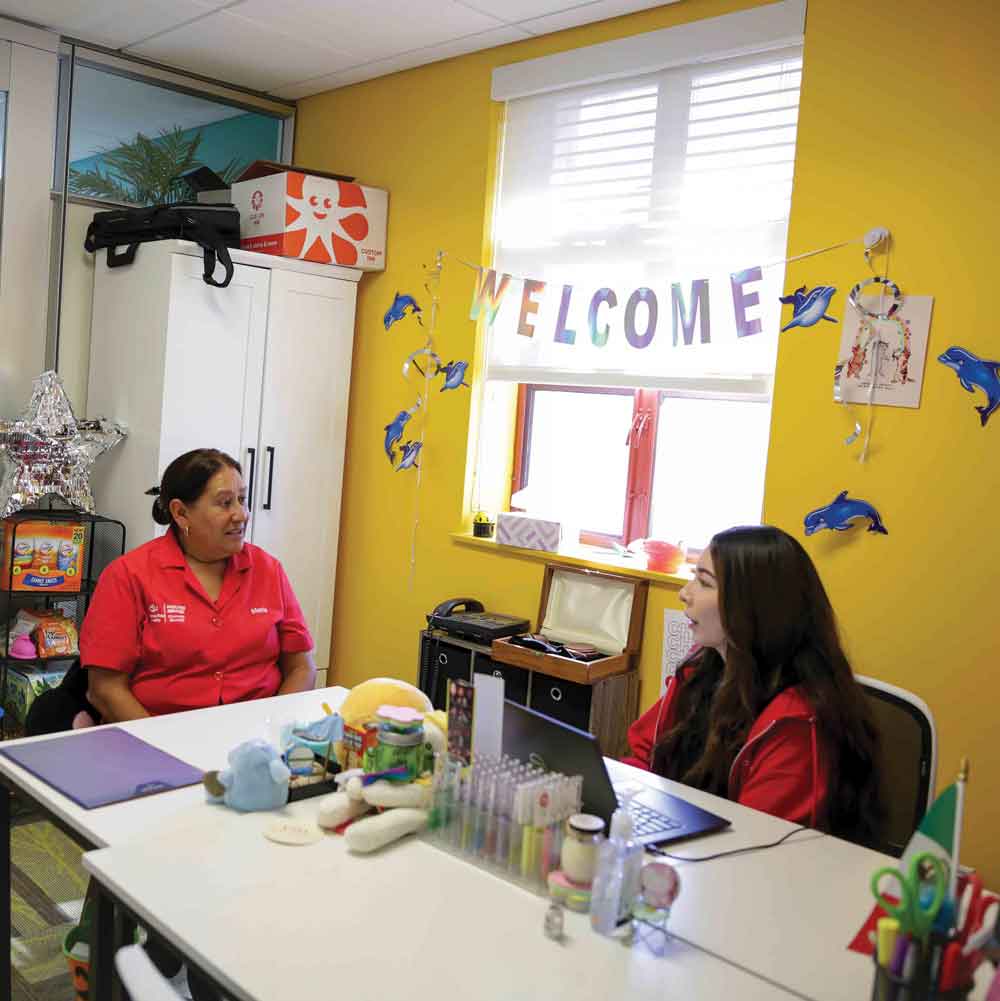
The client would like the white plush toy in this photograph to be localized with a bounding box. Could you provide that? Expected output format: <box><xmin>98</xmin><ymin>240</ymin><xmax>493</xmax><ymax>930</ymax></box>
<box><xmin>344</xmin><ymin>808</ymin><xmax>429</xmax><ymax>853</ymax></box>
<box><xmin>318</xmin><ymin>778</ymin><xmax>430</xmax><ymax>852</ymax></box>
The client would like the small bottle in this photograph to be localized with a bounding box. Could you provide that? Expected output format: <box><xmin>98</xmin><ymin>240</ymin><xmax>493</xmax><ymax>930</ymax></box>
<box><xmin>589</xmin><ymin>799</ymin><xmax>643</xmax><ymax>936</ymax></box>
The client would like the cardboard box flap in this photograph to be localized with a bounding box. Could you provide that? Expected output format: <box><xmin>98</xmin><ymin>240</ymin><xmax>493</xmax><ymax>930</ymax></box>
<box><xmin>236</xmin><ymin>160</ymin><xmax>355</xmax><ymax>184</ymax></box>
<box><xmin>540</xmin><ymin>568</ymin><xmax>635</xmax><ymax>656</ymax></box>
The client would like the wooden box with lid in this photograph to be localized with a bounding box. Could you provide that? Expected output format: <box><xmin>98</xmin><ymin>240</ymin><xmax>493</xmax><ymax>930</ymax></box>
<box><xmin>491</xmin><ymin>564</ymin><xmax>648</xmax><ymax>757</ymax></box>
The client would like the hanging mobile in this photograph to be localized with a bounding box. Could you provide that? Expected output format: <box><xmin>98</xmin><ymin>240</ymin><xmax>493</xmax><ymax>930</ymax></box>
<box><xmin>834</xmin><ymin>229</ymin><xmax>899</xmax><ymax>460</ymax></box>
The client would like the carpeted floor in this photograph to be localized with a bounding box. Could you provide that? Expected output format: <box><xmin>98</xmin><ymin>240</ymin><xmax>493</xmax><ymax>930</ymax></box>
<box><xmin>9</xmin><ymin>797</ymin><xmax>85</xmax><ymax>1001</ymax></box>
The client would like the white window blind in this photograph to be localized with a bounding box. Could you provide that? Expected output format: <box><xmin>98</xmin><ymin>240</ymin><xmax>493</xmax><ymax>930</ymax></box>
<box><xmin>485</xmin><ymin>44</ymin><xmax>803</xmax><ymax>393</ymax></box>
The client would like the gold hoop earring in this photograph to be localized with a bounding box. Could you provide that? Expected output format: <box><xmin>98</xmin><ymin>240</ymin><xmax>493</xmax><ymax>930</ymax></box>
<box><xmin>184</xmin><ymin>525</ymin><xmax>190</xmax><ymax>537</ymax></box>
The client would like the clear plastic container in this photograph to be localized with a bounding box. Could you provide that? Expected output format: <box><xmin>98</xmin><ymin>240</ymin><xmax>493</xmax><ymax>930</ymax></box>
<box><xmin>561</xmin><ymin>813</ymin><xmax>605</xmax><ymax>885</ymax></box>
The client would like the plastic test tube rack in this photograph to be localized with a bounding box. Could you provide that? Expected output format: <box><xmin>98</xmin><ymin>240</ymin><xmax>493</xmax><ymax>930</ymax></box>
<box><xmin>422</xmin><ymin>754</ymin><xmax>584</xmax><ymax>897</ymax></box>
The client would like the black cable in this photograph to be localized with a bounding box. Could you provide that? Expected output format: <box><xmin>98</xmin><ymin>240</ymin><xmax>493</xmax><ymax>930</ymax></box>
<box><xmin>647</xmin><ymin>824</ymin><xmax>815</xmax><ymax>862</ymax></box>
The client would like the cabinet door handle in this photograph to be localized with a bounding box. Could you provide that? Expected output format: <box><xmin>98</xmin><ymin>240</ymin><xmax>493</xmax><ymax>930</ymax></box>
<box><xmin>263</xmin><ymin>446</ymin><xmax>275</xmax><ymax>510</ymax></box>
<box><xmin>245</xmin><ymin>447</ymin><xmax>256</xmax><ymax>510</ymax></box>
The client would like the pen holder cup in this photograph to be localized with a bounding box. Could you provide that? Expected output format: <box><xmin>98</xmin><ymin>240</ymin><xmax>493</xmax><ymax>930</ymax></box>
<box><xmin>870</xmin><ymin>951</ymin><xmax>973</xmax><ymax>1001</ymax></box>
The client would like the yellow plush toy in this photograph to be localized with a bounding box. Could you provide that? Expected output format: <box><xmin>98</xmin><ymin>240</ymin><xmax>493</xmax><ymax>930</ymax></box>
<box><xmin>338</xmin><ymin>677</ymin><xmax>432</xmax><ymax>728</ymax></box>
<box><xmin>336</xmin><ymin>677</ymin><xmax>444</xmax><ymax>768</ymax></box>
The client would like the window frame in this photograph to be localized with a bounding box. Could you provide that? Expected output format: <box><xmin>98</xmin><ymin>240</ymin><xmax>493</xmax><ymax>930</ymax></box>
<box><xmin>511</xmin><ymin>382</ymin><xmax>772</xmax><ymax>554</ymax></box>
<box><xmin>510</xmin><ymin>383</ymin><xmax>659</xmax><ymax>548</ymax></box>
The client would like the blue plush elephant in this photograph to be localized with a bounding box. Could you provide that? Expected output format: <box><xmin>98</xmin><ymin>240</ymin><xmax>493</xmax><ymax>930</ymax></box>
<box><xmin>208</xmin><ymin>738</ymin><xmax>291</xmax><ymax>812</ymax></box>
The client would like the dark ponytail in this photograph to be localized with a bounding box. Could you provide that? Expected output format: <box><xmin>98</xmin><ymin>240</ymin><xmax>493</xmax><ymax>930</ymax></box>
<box><xmin>147</xmin><ymin>449</ymin><xmax>242</xmax><ymax>531</ymax></box>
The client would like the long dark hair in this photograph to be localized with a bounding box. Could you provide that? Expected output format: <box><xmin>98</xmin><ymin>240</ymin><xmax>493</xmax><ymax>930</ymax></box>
<box><xmin>651</xmin><ymin>525</ymin><xmax>882</xmax><ymax>844</ymax></box>
<box><xmin>149</xmin><ymin>448</ymin><xmax>242</xmax><ymax>532</ymax></box>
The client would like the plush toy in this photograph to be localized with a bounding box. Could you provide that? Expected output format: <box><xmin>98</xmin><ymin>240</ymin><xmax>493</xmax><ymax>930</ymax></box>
<box><xmin>317</xmin><ymin>777</ymin><xmax>431</xmax><ymax>852</ymax></box>
<box><xmin>204</xmin><ymin>738</ymin><xmax>291</xmax><ymax>812</ymax></box>
<box><xmin>336</xmin><ymin>677</ymin><xmax>438</xmax><ymax>769</ymax></box>
<box><xmin>344</xmin><ymin>808</ymin><xmax>428</xmax><ymax>853</ymax></box>
<box><xmin>338</xmin><ymin>677</ymin><xmax>432</xmax><ymax>727</ymax></box>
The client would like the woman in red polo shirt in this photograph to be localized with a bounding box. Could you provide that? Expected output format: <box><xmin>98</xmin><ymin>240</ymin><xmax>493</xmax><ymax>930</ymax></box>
<box><xmin>81</xmin><ymin>448</ymin><xmax>316</xmax><ymax>721</ymax></box>
<box><xmin>622</xmin><ymin>525</ymin><xmax>883</xmax><ymax>845</ymax></box>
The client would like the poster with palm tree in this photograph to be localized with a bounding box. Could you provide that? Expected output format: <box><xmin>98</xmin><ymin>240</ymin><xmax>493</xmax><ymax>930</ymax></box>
<box><xmin>69</xmin><ymin>126</ymin><xmax>245</xmax><ymax>205</ymax></box>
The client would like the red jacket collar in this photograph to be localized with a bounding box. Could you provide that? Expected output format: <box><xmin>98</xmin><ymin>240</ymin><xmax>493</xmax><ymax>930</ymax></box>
<box><xmin>746</xmin><ymin>685</ymin><xmax>815</xmax><ymax>741</ymax></box>
<box><xmin>153</xmin><ymin>529</ymin><xmax>252</xmax><ymax>573</ymax></box>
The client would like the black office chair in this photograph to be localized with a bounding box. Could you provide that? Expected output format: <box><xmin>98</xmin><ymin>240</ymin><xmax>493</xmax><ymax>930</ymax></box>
<box><xmin>857</xmin><ymin>675</ymin><xmax>936</xmax><ymax>858</ymax></box>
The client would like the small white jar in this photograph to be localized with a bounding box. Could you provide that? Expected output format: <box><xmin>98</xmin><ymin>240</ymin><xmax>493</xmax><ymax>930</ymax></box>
<box><xmin>561</xmin><ymin>813</ymin><xmax>605</xmax><ymax>886</ymax></box>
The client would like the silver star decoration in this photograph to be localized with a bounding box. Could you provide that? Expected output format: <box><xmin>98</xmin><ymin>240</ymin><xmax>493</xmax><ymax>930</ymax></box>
<box><xmin>0</xmin><ymin>371</ymin><xmax>126</xmax><ymax>518</ymax></box>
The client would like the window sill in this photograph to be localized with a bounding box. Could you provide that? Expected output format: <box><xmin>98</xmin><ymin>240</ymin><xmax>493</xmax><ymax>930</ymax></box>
<box><xmin>450</xmin><ymin>532</ymin><xmax>693</xmax><ymax>587</ymax></box>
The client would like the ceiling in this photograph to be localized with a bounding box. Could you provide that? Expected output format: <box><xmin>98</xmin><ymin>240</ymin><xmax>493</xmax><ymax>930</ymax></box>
<box><xmin>0</xmin><ymin>0</ymin><xmax>677</xmax><ymax>101</ymax></box>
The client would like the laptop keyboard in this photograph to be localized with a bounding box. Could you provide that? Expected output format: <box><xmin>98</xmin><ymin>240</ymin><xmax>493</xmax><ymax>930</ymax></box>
<box><xmin>620</xmin><ymin>796</ymin><xmax>682</xmax><ymax>836</ymax></box>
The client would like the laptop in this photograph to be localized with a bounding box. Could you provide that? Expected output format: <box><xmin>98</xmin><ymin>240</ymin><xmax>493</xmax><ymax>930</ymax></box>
<box><xmin>502</xmin><ymin>700</ymin><xmax>731</xmax><ymax>847</ymax></box>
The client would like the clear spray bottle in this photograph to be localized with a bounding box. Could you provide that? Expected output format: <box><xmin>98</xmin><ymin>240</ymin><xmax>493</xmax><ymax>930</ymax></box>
<box><xmin>589</xmin><ymin>790</ymin><xmax>643</xmax><ymax>936</ymax></box>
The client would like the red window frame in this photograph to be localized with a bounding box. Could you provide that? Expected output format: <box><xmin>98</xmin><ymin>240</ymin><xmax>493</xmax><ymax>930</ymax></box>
<box><xmin>510</xmin><ymin>384</ymin><xmax>659</xmax><ymax>547</ymax></box>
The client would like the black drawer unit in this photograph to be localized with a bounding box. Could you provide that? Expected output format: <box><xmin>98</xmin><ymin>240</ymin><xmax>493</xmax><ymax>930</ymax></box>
<box><xmin>473</xmin><ymin>657</ymin><xmax>530</xmax><ymax>706</ymax></box>
<box><xmin>529</xmin><ymin>675</ymin><xmax>593</xmax><ymax>733</ymax></box>
<box><xmin>419</xmin><ymin>629</ymin><xmax>489</xmax><ymax>710</ymax></box>
<box><xmin>418</xmin><ymin>628</ymin><xmax>639</xmax><ymax>755</ymax></box>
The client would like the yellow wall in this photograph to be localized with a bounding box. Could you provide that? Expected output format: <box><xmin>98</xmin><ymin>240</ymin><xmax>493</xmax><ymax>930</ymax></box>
<box><xmin>296</xmin><ymin>0</ymin><xmax>1000</xmax><ymax>883</ymax></box>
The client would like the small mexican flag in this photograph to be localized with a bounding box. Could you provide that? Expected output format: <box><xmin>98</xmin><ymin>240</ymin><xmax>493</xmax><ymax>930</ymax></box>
<box><xmin>900</xmin><ymin>782</ymin><xmax>959</xmax><ymax>886</ymax></box>
<box><xmin>848</xmin><ymin>770</ymin><xmax>966</xmax><ymax>953</ymax></box>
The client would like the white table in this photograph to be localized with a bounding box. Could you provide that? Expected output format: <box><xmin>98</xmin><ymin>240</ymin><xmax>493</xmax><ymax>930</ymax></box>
<box><xmin>0</xmin><ymin>686</ymin><xmax>348</xmax><ymax>1000</ymax></box>
<box><xmin>6</xmin><ymin>684</ymin><xmax>956</xmax><ymax>1001</ymax></box>
<box><xmin>605</xmin><ymin>757</ymin><xmax>826</xmax><ymax>857</ymax></box>
<box><xmin>666</xmin><ymin>830</ymin><xmax>994</xmax><ymax>1001</ymax></box>
<box><xmin>84</xmin><ymin>800</ymin><xmax>806</xmax><ymax>1001</ymax></box>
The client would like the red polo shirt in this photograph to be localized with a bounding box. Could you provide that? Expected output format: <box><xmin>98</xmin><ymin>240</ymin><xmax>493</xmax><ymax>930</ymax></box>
<box><xmin>80</xmin><ymin>531</ymin><xmax>313</xmax><ymax>716</ymax></box>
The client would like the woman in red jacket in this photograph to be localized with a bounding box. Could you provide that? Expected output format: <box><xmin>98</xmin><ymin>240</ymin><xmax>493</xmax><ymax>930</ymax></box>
<box><xmin>624</xmin><ymin>525</ymin><xmax>881</xmax><ymax>843</ymax></box>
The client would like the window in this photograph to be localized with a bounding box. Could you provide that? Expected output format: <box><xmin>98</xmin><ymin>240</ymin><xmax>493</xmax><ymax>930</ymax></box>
<box><xmin>512</xmin><ymin>386</ymin><xmax>635</xmax><ymax>541</ymax></box>
<box><xmin>481</xmin><ymin>14</ymin><xmax>803</xmax><ymax>553</ymax></box>
<box><xmin>65</xmin><ymin>61</ymin><xmax>285</xmax><ymax>206</ymax></box>
<box><xmin>47</xmin><ymin>46</ymin><xmax>295</xmax><ymax>409</ymax></box>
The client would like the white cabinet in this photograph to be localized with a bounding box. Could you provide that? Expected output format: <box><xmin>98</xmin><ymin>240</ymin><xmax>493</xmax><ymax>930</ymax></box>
<box><xmin>87</xmin><ymin>240</ymin><xmax>360</xmax><ymax>677</ymax></box>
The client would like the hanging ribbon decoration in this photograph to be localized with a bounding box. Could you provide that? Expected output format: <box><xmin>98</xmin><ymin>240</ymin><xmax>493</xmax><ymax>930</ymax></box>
<box><xmin>379</xmin><ymin>251</ymin><xmax>474</xmax><ymax>583</ymax></box>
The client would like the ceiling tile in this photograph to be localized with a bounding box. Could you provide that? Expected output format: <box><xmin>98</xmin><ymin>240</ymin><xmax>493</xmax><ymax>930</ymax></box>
<box><xmin>518</xmin><ymin>0</ymin><xmax>678</xmax><ymax>36</ymax></box>
<box><xmin>457</xmin><ymin>0</ymin><xmax>589</xmax><ymax>24</ymax></box>
<box><xmin>231</xmin><ymin>0</ymin><xmax>506</xmax><ymax>64</ymax></box>
<box><xmin>272</xmin><ymin>24</ymin><xmax>530</xmax><ymax>99</ymax></box>
<box><xmin>125</xmin><ymin>8</ymin><xmax>357</xmax><ymax>92</ymax></box>
<box><xmin>0</xmin><ymin>0</ymin><xmax>229</xmax><ymax>49</ymax></box>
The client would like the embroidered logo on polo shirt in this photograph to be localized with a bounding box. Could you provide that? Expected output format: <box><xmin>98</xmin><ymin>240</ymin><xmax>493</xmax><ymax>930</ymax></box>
<box><xmin>250</xmin><ymin>607</ymin><xmax>269</xmax><ymax>615</ymax></box>
<box><xmin>147</xmin><ymin>602</ymin><xmax>186</xmax><ymax>624</ymax></box>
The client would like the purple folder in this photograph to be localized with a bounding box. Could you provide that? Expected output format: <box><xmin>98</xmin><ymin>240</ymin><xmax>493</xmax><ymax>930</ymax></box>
<box><xmin>0</xmin><ymin>727</ymin><xmax>204</xmax><ymax>809</ymax></box>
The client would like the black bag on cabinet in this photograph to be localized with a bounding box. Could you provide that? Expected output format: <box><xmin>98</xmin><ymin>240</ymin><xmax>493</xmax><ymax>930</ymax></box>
<box><xmin>84</xmin><ymin>202</ymin><xmax>242</xmax><ymax>288</ymax></box>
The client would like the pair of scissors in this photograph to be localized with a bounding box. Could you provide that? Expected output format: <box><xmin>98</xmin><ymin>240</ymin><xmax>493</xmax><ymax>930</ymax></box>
<box><xmin>871</xmin><ymin>851</ymin><xmax>948</xmax><ymax>942</ymax></box>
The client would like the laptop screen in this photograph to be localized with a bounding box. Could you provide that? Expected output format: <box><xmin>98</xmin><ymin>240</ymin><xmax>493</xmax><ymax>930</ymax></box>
<box><xmin>501</xmin><ymin>700</ymin><xmax>619</xmax><ymax>824</ymax></box>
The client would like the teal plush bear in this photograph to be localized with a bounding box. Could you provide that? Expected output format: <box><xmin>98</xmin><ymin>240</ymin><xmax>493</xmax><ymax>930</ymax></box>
<box><xmin>206</xmin><ymin>738</ymin><xmax>291</xmax><ymax>812</ymax></box>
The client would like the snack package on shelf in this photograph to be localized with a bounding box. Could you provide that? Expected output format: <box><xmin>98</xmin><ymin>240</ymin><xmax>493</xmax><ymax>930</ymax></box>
<box><xmin>34</xmin><ymin>616</ymin><xmax>79</xmax><ymax>658</ymax></box>
<box><xmin>0</xmin><ymin>520</ymin><xmax>86</xmax><ymax>592</ymax></box>
<box><xmin>5</xmin><ymin>607</ymin><xmax>80</xmax><ymax>659</ymax></box>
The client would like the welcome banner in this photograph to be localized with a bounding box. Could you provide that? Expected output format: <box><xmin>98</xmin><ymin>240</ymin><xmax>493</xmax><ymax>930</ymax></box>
<box><xmin>472</xmin><ymin>263</ymin><xmax>782</xmax><ymax>390</ymax></box>
<box><xmin>466</xmin><ymin>233</ymin><xmax>870</xmax><ymax>390</ymax></box>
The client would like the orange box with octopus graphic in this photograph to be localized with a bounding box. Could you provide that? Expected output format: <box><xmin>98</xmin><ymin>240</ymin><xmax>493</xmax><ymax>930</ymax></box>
<box><xmin>231</xmin><ymin>162</ymin><xmax>387</xmax><ymax>271</ymax></box>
